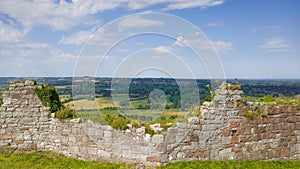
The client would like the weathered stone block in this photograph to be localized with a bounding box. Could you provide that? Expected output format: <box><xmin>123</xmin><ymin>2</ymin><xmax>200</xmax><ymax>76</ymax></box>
<box><xmin>202</xmin><ymin>124</ymin><xmax>218</xmax><ymax>131</ymax></box>
<box><xmin>268</xmin><ymin>107</ymin><xmax>281</xmax><ymax>115</ymax></box>
<box><xmin>104</xmin><ymin>130</ymin><xmax>112</xmax><ymax>137</ymax></box>
<box><xmin>222</xmin><ymin>130</ymin><xmax>231</xmax><ymax>137</ymax></box>
<box><xmin>25</xmin><ymin>80</ymin><xmax>35</xmax><ymax>86</ymax></box>
<box><xmin>219</xmin><ymin>148</ymin><xmax>232</xmax><ymax>156</ymax></box>
<box><xmin>239</xmin><ymin>107</ymin><xmax>248</xmax><ymax>116</ymax></box>
<box><xmin>136</xmin><ymin>127</ymin><xmax>145</xmax><ymax>133</ymax></box>
<box><xmin>151</xmin><ymin>134</ymin><xmax>164</xmax><ymax>144</ymax></box>
<box><xmin>176</xmin><ymin>122</ymin><xmax>187</xmax><ymax>129</ymax></box>
<box><xmin>188</xmin><ymin>124</ymin><xmax>201</xmax><ymax>130</ymax></box>
<box><xmin>287</xmin><ymin>116</ymin><xmax>300</xmax><ymax>123</ymax></box>
<box><xmin>122</xmin><ymin>149</ymin><xmax>132</xmax><ymax>158</ymax></box>
<box><xmin>222</xmin><ymin>137</ymin><xmax>231</xmax><ymax>145</ymax></box>
<box><xmin>97</xmin><ymin>149</ymin><xmax>111</xmax><ymax>158</ymax></box>
<box><xmin>188</xmin><ymin>117</ymin><xmax>200</xmax><ymax>124</ymax></box>
<box><xmin>165</xmin><ymin>134</ymin><xmax>175</xmax><ymax>144</ymax></box>
<box><xmin>190</xmin><ymin>135</ymin><xmax>199</xmax><ymax>142</ymax></box>
<box><xmin>230</xmin><ymin>122</ymin><xmax>240</xmax><ymax>128</ymax></box>
<box><xmin>146</xmin><ymin>156</ymin><xmax>160</xmax><ymax>162</ymax></box>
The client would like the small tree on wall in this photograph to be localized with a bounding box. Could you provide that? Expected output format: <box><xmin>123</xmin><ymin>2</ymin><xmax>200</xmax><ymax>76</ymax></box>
<box><xmin>34</xmin><ymin>83</ymin><xmax>63</xmax><ymax>113</ymax></box>
<box><xmin>34</xmin><ymin>82</ymin><xmax>76</xmax><ymax>119</ymax></box>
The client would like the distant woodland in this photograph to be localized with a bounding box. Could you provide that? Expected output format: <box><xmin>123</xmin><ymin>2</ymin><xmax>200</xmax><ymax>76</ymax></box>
<box><xmin>0</xmin><ymin>77</ymin><xmax>299</xmax><ymax>108</ymax></box>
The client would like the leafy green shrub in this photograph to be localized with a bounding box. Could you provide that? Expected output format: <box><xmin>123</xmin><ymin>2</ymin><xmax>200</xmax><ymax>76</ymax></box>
<box><xmin>144</xmin><ymin>123</ymin><xmax>155</xmax><ymax>136</ymax></box>
<box><xmin>0</xmin><ymin>94</ymin><xmax>3</xmax><ymax>105</ymax></box>
<box><xmin>243</xmin><ymin>95</ymin><xmax>300</xmax><ymax>109</ymax></box>
<box><xmin>257</xmin><ymin>95</ymin><xmax>275</xmax><ymax>102</ymax></box>
<box><xmin>247</xmin><ymin>109</ymin><xmax>255</xmax><ymax>118</ymax></box>
<box><xmin>237</xmin><ymin>100</ymin><xmax>244</xmax><ymax>108</ymax></box>
<box><xmin>131</xmin><ymin>120</ymin><xmax>141</xmax><ymax>128</ymax></box>
<box><xmin>201</xmin><ymin>95</ymin><xmax>212</xmax><ymax>105</ymax></box>
<box><xmin>104</xmin><ymin>114</ymin><xmax>130</xmax><ymax>130</ymax></box>
<box><xmin>247</xmin><ymin>108</ymin><xmax>267</xmax><ymax>118</ymax></box>
<box><xmin>56</xmin><ymin>106</ymin><xmax>77</xmax><ymax>119</ymax></box>
<box><xmin>161</xmin><ymin>123</ymin><xmax>173</xmax><ymax>131</ymax></box>
<box><xmin>34</xmin><ymin>83</ymin><xmax>62</xmax><ymax>113</ymax></box>
<box><xmin>242</xmin><ymin>96</ymin><xmax>260</xmax><ymax>102</ymax></box>
<box><xmin>256</xmin><ymin>107</ymin><xmax>267</xmax><ymax>117</ymax></box>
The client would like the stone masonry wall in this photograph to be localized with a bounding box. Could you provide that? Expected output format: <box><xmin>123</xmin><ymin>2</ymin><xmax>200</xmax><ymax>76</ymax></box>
<box><xmin>222</xmin><ymin>106</ymin><xmax>300</xmax><ymax>160</ymax></box>
<box><xmin>0</xmin><ymin>80</ymin><xmax>299</xmax><ymax>166</ymax></box>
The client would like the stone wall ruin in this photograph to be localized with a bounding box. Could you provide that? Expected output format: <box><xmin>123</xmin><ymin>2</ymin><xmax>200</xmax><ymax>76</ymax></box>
<box><xmin>0</xmin><ymin>80</ymin><xmax>299</xmax><ymax>166</ymax></box>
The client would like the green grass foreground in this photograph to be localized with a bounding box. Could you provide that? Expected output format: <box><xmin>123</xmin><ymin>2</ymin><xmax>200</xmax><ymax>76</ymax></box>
<box><xmin>1</xmin><ymin>149</ymin><xmax>300</xmax><ymax>169</ymax></box>
<box><xmin>0</xmin><ymin>149</ymin><xmax>133</xmax><ymax>169</ymax></box>
<box><xmin>160</xmin><ymin>160</ymin><xmax>300</xmax><ymax>169</ymax></box>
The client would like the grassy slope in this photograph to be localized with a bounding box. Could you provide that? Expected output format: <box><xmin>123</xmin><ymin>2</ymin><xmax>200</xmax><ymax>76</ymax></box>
<box><xmin>161</xmin><ymin>160</ymin><xmax>300</xmax><ymax>169</ymax></box>
<box><xmin>1</xmin><ymin>149</ymin><xmax>300</xmax><ymax>169</ymax></box>
<box><xmin>0</xmin><ymin>149</ymin><xmax>132</xmax><ymax>169</ymax></box>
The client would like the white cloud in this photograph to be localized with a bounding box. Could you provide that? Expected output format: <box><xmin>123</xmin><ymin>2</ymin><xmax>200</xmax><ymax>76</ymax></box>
<box><xmin>259</xmin><ymin>37</ymin><xmax>289</xmax><ymax>52</ymax></box>
<box><xmin>59</xmin><ymin>27</ymin><xmax>119</xmax><ymax>47</ymax></box>
<box><xmin>127</xmin><ymin>0</ymin><xmax>224</xmax><ymax>10</ymax></box>
<box><xmin>0</xmin><ymin>38</ymin><xmax>76</xmax><ymax>71</ymax></box>
<box><xmin>59</xmin><ymin>30</ymin><xmax>94</xmax><ymax>46</ymax></box>
<box><xmin>154</xmin><ymin>45</ymin><xmax>172</xmax><ymax>53</ymax></box>
<box><xmin>0</xmin><ymin>0</ymin><xmax>102</xmax><ymax>31</ymax></box>
<box><xmin>173</xmin><ymin>35</ymin><xmax>233</xmax><ymax>54</ymax></box>
<box><xmin>11</xmin><ymin>57</ymin><xmax>26</xmax><ymax>67</ymax></box>
<box><xmin>86</xmin><ymin>29</ymin><xmax>116</xmax><ymax>47</ymax></box>
<box><xmin>164</xmin><ymin>0</ymin><xmax>224</xmax><ymax>10</ymax></box>
<box><xmin>0</xmin><ymin>20</ymin><xmax>23</xmax><ymax>44</ymax></box>
<box><xmin>0</xmin><ymin>50</ymin><xmax>12</xmax><ymax>56</ymax></box>
<box><xmin>0</xmin><ymin>0</ymin><xmax>226</xmax><ymax>76</ymax></box>
<box><xmin>213</xmin><ymin>41</ymin><xmax>233</xmax><ymax>54</ymax></box>
<box><xmin>174</xmin><ymin>35</ymin><xmax>190</xmax><ymax>47</ymax></box>
<box><xmin>206</xmin><ymin>21</ymin><xmax>225</xmax><ymax>27</ymax></box>
<box><xmin>0</xmin><ymin>0</ymin><xmax>224</xmax><ymax>32</ymax></box>
<box><xmin>251</xmin><ymin>25</ymin><xmax>279</xmax><ymax>32</ymax></box>
<box><xmin>45</xmin><ymin>50</ymin><xmax>77</xmax><ymax>64</ymax></box>
<box><xmin>18</xmin><ymin>42</ymin><xmax>50</xmax><ymax>49</ymax></box>
<box><xmin>76</xmin><ymin>55</ymin><xmax>109</xmax><ymax>61</ymax></box>
<box><xmin>118</xmin><ymin>15</ymin><xmax>164</xmax><ymax>31</ymax></box>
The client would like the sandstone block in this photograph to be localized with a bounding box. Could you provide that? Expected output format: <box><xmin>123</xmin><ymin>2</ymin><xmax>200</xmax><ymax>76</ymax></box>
<box><xmin>146</xmin><ymin>156</ymin><xmax>161</xmax><ymax>162</ymax></box>
<box><xmin>151</xmin><ymin>134</ymin><xmax>164</xmax><ymax>144</ymax></box>
<box><xmin>219</xmin><ymin>148</ymin><xmax>232</xmax><ymax>156</ymax></box>
<box><xmin>188</xmin><ymin>117</ymin><xmax>200</xmax><ymax>124</ymax></box>
<box><xmin>222</xmin><ymin>137</ymin><xmax>231</xmax><ymax>145</ymax></box>
<box><xmin>25</xmin><ymin>80</ymin><xmax>35</xmax><ymax>86</ymax></box>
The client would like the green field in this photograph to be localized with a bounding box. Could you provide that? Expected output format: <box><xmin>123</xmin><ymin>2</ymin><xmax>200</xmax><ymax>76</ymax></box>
<box><xmin>1</xmin><ymin>149</ymin><xmax>300</xmax><ymax>169</ymax></box>
<box><xmin>66</xmin><ymin>96</ymin><xmax>192</xmax><ymax>125</ymax></box>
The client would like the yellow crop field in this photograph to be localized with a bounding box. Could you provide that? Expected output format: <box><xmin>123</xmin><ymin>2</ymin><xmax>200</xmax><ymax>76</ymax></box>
<box><xmin>59</xmin><ymin>95</ymin><xmax>70</xmax><ymax>102</ymax></box>
<box><xmin>162</xmin><ymin>110</ymin><xmax>189</xmax><ymax>116</ymax></box>
<box><xmin>64</xmin><ymin>97</ymin><xmax>116</xmax><ymax>110</ymax></box>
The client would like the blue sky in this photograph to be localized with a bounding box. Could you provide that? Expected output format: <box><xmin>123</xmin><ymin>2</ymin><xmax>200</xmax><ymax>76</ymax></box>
<box><xmin>0</xmin><ymin>0</ymin><xmax>299</xmax><ymax>79</ymax></box>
